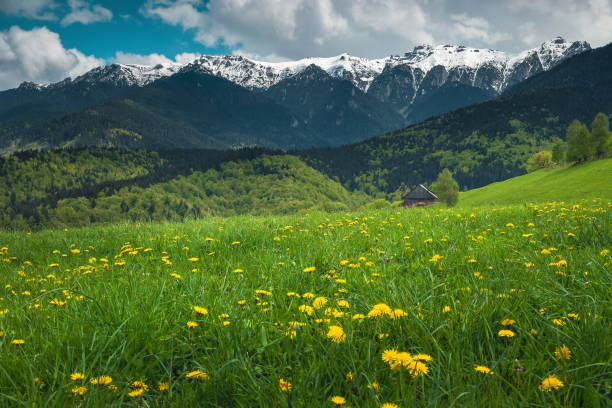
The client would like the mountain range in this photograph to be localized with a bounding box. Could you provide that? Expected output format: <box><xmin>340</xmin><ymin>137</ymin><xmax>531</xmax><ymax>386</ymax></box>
<box><xmin>0</xmin><ymin>37</ymin><xmax>590</xmax><ymax>154</ymax></box>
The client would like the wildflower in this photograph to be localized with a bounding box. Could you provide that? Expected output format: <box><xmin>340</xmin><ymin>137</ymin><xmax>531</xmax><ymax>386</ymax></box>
<box><xmin>567</xmin><ymin>313</ymin><xmax>579</xmax><ymax>320</ymax></box>
<box><xmin>352</xmin><ymin>314</ymin><xmax>365</xmax><ymax>320</ymax></box>
<box><xmin>554</xmin><ymin>346</ymin><xmax>571</xmax><ymax>360</ymax></box>
<box><xmin>71</xmin><ymin>386</ymin><xmax>87</xmax><ymax>395</ymax></box>
<box><xmin>302</xmin><ymin>292</ymin><xmax>315</xmax><ymax>299</ymax></box>
<box><xmin>90</xmin><ymin>376</ymin><xmax>112</xmax><ymax>386</ymax></box>
<box><xmin>382</xmin><ymin>349</ymin><xmax>399</xmax><ymax>364</ymax></box>
<box><xmin>442</xmin><ymin>305</ymin><xmax>450</xmax><ymax>313</ymax></box>
<box><xmin>413</xmin><ymin>354</ymin><xmax>433</xmax><ymax>362</ymax></box>
<box><xmin>553</xmin><ymin>319</ymin><xmax>566</xmax><ymax>327</ymax></box>
<box><xmin>186</xmin><ymin>370</ymin><xmax>209</xmax><ymax>380</ymax></box>
<box><xmin>475</xmin><ymin>365</ymin><xmax>494</xmax><ymax>375</ymax></box>
<box><xmin>406</xmin><ymin>360</ymin><xmax>429</xmax><ymax>378</ymax></box>
<box><xmin>530</xmin><ymin>329</ymin><xmax>538</xmax><ymax>336</ymax></box>
<box><xmin>539</xmin><ymin>375</ymin><xmax>564</xmax><ymax>391</ymax></box>
<box><xmin>369</xmin><ymin>382</ymin><xmax>379</xmax><ymax>391</ymax></box>
<box><xmin>381</xmin><ymin>404</ymin><xmax>399</xmax><ymax>408</ymax></box>
<box><xmin>429</xmin><ymin>254</ymin><xmax>443</xmax><ymax>262</ymax></box>
<box><xmin>391</xmin><ymin>308</ymin><xmax>407</xmax><ymax>319</ymax></box>
<box><xmin>71</xmin><ymin>372</ymin><xmax>86</xmax><ymax>381</ymax></box>
<box><xmin>506</xmin><ymin>223</ymin><xmax>514</xmax><ymax>228</ymax></box>
<box><xmin>327</xmin><ymin>325</ymin><xmax>346</xmax><ymax>343</ymax></box>
<box><xmin>159</xmin><ymin>382</ymin><xmax>169</xmax><ymax>391</ymax></box>
<box><xmin>299</xmin><ymin>305</ymin><xmax>314</xmax><ymax>315</ymax></box>
<box><xmin>187</xmin><ymin>321</ymin><xmax>198</xmax><ymax>328</ymax></box>
<box><xmin>237</xmin><ymin>300</ymin><xmax>246</xmax><ymax>306</ymax></box>
<box><xmin>346</xmin><ymin>372</ymin><xmax>354</xmax><ymax>382</ymax></box>
<box><xmin>498</xmin><ymin>329</ymin><xmax>515</xmax><ymax>338</ymax></box>
<box><xmin>368</xmin><ymin>303</ymin><xmax>392</xmax><ymax>318</ymax></box>
<box><xmin>128</xmin><ymin>388</ymin><xmax>145</xmax><ymax>397</ymax></box>
<box><xmin>193</xmin><ymin>306</ymin><xmax>208</xmax><ymax>315</ymax></box>
<box><xmin>232</xmin><ymin>268</ymin><xmax>243</xmax><ymax>273</ymax></box>
<box><xmin>279</xmin><ymin>378</ymin><xmax>292</xmax><ymax>391</ymax></box>
<box><xmin>303</xmin><ymin>266</ymin><xmax>316</xmax><ymax>273</ymax></box>
<box><xmin>12</xmin><ymin>339</ymin><xmax>24</xmax><ymax>345</ymax></box>
<box><xmin>313</xmin><ymin>297</ymin><xmax>327</xmax><ymax>309</ymax></box>
<box><xmin>188</xmin><ymin>257</ymin><xmax>199</xmax><ymax>262</ymax></box>
<box><xmin>600</xmin><ymin>249</ymin><xmax>609</xmax><ymax>256</ymax></box>
<box><xmin>500</xmin><ymin>318</ymin><xmax>515</xmax><ymax>326</ymax></box>
<box><xmin>337</xmin><ymin>300</ymin><xmax>350</xmax><ymax>308</ymax></box>
<box><xmin>331</xmin><ymin>396</ymin><xmax>346</xmax><ymax>405</ymax></box>
<box><xmin>541</xmin><ymin>249</ymin><xmax>551</xmax><ymax>255</ymax></box>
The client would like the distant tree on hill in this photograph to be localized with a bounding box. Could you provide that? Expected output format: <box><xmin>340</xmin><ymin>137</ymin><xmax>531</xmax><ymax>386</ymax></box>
<box><xmin>526</xmin><ymin>151</ymin><xmax>553</xmax><ymax>172</ymax></box>
<box><xmin>566</xmin><ymin>120</ymin><xmax>592</xmax><ymax>163</ymax></box>
<box><xmin>591</xmin><ymin>113</ymin><xmax>611</xmax><ymax>158</ymax></box>
<box><xmin>551</xmin><ymin>141</ymin><xmax>565</xmax><ymax>164</ymax></box>
<box><xmin>431</xmin><ymin>168</ymin><xmax>459</xmax><ymax>207</ymax></box>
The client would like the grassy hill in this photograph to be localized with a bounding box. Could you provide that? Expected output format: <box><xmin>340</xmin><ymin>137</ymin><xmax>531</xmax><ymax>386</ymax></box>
<box><xmin>0</xmin><ymin>201</ymin><xmax>609</xmax><ymax>406</ymax></box>
<box><xmin>459</xmin><ymin>158</ymin><xmax>612</xmax><ymax>207</ymax></box>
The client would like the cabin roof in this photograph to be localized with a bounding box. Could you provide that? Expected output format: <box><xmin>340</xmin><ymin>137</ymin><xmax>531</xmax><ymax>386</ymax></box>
<box><xmin>402</xmin><ymin>184</ymin><xmax>437</xmax><ymax>201</ymax></box>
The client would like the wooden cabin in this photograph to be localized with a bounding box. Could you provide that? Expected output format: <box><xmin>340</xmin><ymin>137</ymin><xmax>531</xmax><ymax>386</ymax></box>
<box><xmin>402</xmin><ymin>184</ymin><xmax>438</xmax><ymax>207</ymax></box>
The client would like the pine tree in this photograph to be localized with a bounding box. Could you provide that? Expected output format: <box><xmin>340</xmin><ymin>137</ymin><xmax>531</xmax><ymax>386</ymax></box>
<box><xmin>431</xmin><ymin>168</ymin><xmax>459</xmax><ymax>207</ymax></box>
<box><xmin>565</xmin><ymin>120</ymin><xmax>591</xmax><ymax>163</ymax></box>
<box><xmin>591</xmin><ymin>113</ymin><xmax>611</xmax><ymax>158</ymax></box>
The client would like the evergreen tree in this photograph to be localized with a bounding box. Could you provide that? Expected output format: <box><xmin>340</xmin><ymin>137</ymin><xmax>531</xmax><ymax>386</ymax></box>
<box><xmin>551</xmin><ymin>141</ymin><xmax>565</xmax><ymax>164</ymax></box>
<box><xmin>591</xmin><ymin>113</ymin><xmax>611</xmax><ymax>158</ymax></box>
<box><xmin>431</xmin><ymin>168</ymin><xmax>459</xmax><ymax>207</ymax></box>
<box><xmin>566</xmin><ymin>120</ymin><xmax>591</xmax><ymax>163</ymax></box>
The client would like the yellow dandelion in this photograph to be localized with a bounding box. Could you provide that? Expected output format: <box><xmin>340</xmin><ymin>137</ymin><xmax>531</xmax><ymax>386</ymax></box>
<box><xmin>406</xmin><ymin>360</ymin><xmax>429</xmax><ymax>377</ymax></box>
<box><xmin>553</xmin><ymin>318</ymin><xmax>566</xmax><ymax>327</ymax></box>
<box><xmin>442</xmin><ymin>305</ymin><xmax>450</xmax><ymax>313</ymax></box>
<box><xmin>128</xmin><ymin>388</ymin><xmax>145</xmax><ymax>397</ymax></box>
<box><xmin>539</xmin><ymin>375</ymin><xmax>564</xmax><ymax>391</ymax></box>
<box><xmin>186</xmin><ymin>370</ymin><xmax>209</xmax><ymax>380</ymax></box>
<box><xmin>331</xmin><ymin>396</ymin><xmax>346</xmax><ymax>405</ymax></box>
<box><xmin>429</xmin><ymin>254</ymin><xmax>443</xmax><ymax>262</ymax></box>
<box><xmin>303</xmin><ymin>266</ymin><xmax>316</xmax><ymax>273</ymax></box>
<box><xmin>188</xmin><ymin>257</ymin><xmax>199</xmax><ymax>262</ymax></box>
<box><xmin>382</xmin><ymin>349</ymin><xmax>399</xmax><ymax>364</ymax></box>
<box><xmin>554</xmin><ymin>346</ymin><xmax>571</xmax><ymax>360</ymax></box>
<box><xmin>346</xmin><ymin>372</ymin><xmax>354</xmax><ymax>382</ymax></box>
<box><xmin>336</xmin><ymin>300</ymin><xmax>350</xmax><ymax>308</ymax></box>
<box><xmin>475</xmin><ymin>365</ymin><xmax>494</xmax><ymax>375</ymax></box>
<box><xmin>70</xmin><ymin>372</ymin><xmax>86</xmax><ymax>381</ymax></box>
<box><xmin>12</xmin><ymin>339</ymin><xmax>25</xmax><ymax>345</ymax></box>
<box><xmin>71</xmin><ymin>386</ymin><xmax>88</xmax><ymax>395</ymax></box>
<box><xmin>500</xmin><ymin>318</ymin><xmax>515</xmax><ymax>326</ymax></box>
<box><xmin>391</xmin><ymin>308</ymin><xmax>407</xmax><ymax>319</ymax></box>
<box><xmin>313</xmin><ymin>297</ymin><xmax>327</xmax><ymax>309</ymax></box>
<box><xmin>412</xmin><ymin>353</ymin><xmax>433</xmax><ymax>362</ymax></box>
<box><xmin>193</xmin><ymin>306</ymin><xmax>208</xmax><ymax>315</ymax></box>
<box><xmin>187</xmin><ymin>321</ymin><xmax>198</xmax><ymax>328</ymax></box>
<box><xmin>279</xmin><ymin>378</ymin><xmax>292</xmax><ymax>391</ymax></box>
<box><xmin>498</xmin><ymin>329</ymin><xmax>515</xmax><ymax>338</ymax></box>
<box><xmin>159</xmin><ymin>382</ymin><xmax>169</xmax><ymax>391</ymax></box>
<box><xmin>299</xmin><ymin>305</ymin><xmax>315</xmax><ymax>316</ymax></box>
<box><xmin>90</xmin><ymin>376</ymin><xmax>112</xmax><ymax>386</ymax></box>
<box><xmin>232</xmin><ymin>268</ymin><xmax>243</xmax><ymax>273</ymax></box>
<box><xmin>567</xmin><ymin>313</ymin><xmax>579</xmax><ymax>320</ymax></box>
<box><xmin>381</xmin><ymin>403</ymin><xmax>399</xmax><ymax>408</ymax></box>
<box><xmin>326</xmin><ymin>325</ymin><xmax>346</xmax><ymax>343</ymax></box>
<box><xmin>368</xmin><ymin>303</ymin><xmax>392</xmax><ymax>318</ymax></box>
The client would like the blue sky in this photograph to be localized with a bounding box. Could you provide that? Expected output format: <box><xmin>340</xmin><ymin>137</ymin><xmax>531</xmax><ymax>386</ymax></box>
<box><xmin>1</xmin><ymin>0</ymin><xmax>611</xmax><ymax>90</ymax></box>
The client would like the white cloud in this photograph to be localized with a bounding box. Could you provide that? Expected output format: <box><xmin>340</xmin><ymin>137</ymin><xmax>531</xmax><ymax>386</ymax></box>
<box><xmin>0</xmin><ymin>0</ymin><xmax>58</xmax><ymax>20</ymax></box>
<box><xmin>0</xmin><ymin>26</ymin><xmax>103</xmax><ymax>90</ymax></box>
<box><xmin>449</xmin><ymin>13</ymin><xmax>511</xmax><ymax>44</ymax></box>
<box><xmin>111</xmin><ymin>51</ymin><xmax>199</xmax><ymax>65</ymax></box>
<box><xmin>61</xmin><ymin>0</ymin><xmax>113</xmax><ymax>26</ymax></box>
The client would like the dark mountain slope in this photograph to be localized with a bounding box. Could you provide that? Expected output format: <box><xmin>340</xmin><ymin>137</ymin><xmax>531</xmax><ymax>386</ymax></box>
<box><xmin>265</xmin><ymin>64</ymin><xmax>405</xmax><ymax>145</ymax></box>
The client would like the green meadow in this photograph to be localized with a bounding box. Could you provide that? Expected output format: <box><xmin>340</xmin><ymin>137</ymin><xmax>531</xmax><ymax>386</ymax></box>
<box><xmin>0</xmin><ymin>198</ymin><xmax>610</xmax><ymax>407</ymax></box>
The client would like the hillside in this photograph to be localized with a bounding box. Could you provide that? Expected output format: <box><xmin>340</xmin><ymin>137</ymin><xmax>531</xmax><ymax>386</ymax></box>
<box><xmin>458</xmin><ymin>158</ymin><xmax>612</xmax><ymax>207</ymax></box>
<box><xmin>0</xmin><ymin>149</ymin><xmax>368</xmax><ymax>230</ymax></box>
<box><xmin>299</xmin><ymin>43</ymin><xmax>612</xmax><ymax>195</ymax></box>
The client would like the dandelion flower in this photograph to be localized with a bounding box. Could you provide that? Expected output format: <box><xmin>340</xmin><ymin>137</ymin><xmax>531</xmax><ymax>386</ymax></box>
<box><xmin>539</xmin><ymin>375</ymin><xmax>564</xmax><ymax>391</ymax></box>
<box><xmin>128</xmin><ymin>388</ymin><xmax>145</xmax><ymax>397</ymax></box>
<box><xmin>327</xmin><ymin>325</ymin><xmax>346</xmax><ymax>343</ymax></box>
<box><xmin>12</xmin><ymin>339</ymin><xmax>25</xmax><ymax>345</ymax></box>
<box><xmin>90</xmin><ymin>376</ymin><xmax>112</xmax><ymax>386</ymax></box>
<box><xmin>187</xmin><ymin>321</ymin><xmax>198</xmax><ymax>328</ymax></box>
<box><xmin>71</xmin><ymin>386</ymin><xmax>87</xmax><ymax>395</ymax></box>
<box><xmin>70</xmin><ymin>372</ymin><xmax>86</xmax><ymax>381</ymax></box>
<box><xmin>475</xmin><ymin>365</ymin><xmax>494</xmax><ymax>375</ymax></box>
<box><xmin>381</xmin><ymin>404</ymin><xmax>399</xmax><ymax>408</ymax></box>
<box><xmin>498</xmin><ymin>329</ymin><xmax>515</xmax><ymax>338</ymax></box>
<box><xmin>313</xmin><ymin>297</ymin><xmax>327</xmax><ymax>309</ymax></box>
<box><xmin>413</xmin><ymin>353</ymin><xmax>433</xmax><ymax>362</ymax></box>
<box><xmin>391</xmin><ymin>308</ymin><xmax>407</xmax><ymax>319</ymax></box>
<box><xmin>303</xmin><ymin>266</ymin><xmax>316</xmax><ymax>273</ymax></box>
<box><xmin>279</xmin><ymin>378</ymin><xmax>292</xmax><ymax>391</ymax></box>
<box><xmin>368</xmin><ymin>303</ymin><xmax>392</xmax><ymax>318</ymax></box>
<box><xmin>406</xmin><ymin>360</ymin><xmax>429</xmax><ymax>377</ymax></box>
<box><xmin>429</xmin><ymin>254</ymin><xmax>443</xmax><ymax>262</ymax></box>
<box><xmin>553</xmin><ymin>318</ymin><xmax>566</xmax><ymax>327</ymax></box>
<box><xmin>186</xmin><ymin>370</ymin><xmax>209</xmax><ymax>380</ymax></box>
<box><xmin>159</xmin><ymin>382</ymin><xmax>170</xmax><ymax>391</ymax></box>
<box><xmin>331</xmin><ymin>396</ymin><xmax>346</xmax><ymax>405</ymax></box>
<box><xmin>188</xmin><ymin>257</ymin><xmax>199</xmax><ymax>262</ymax></box>
<box><xmin>346</xmin><ymin>372</ymin><xmax>354</xmax><ymax>382</ymax></box>
<box><xmin>554</xmin><ymin>346</ymin><xmax>571</xmax><ymax>360</ymax></box>
<box><xmin>382</xmin><ymin>349</ymin><xmax>399</xmax><ymax>364</ymax></box>
<box><xmin>500</xmin><ymin>318</ymin><xmax>515</xmax><ymax>326</ymax></box>
<box><xmin>193</xmin><ymin>306</ymin><xmax>208</xmax><ymax>315</ymax></box>
<box><xmin>442</xmin><ymin>305</ymin><xmax>450</xmax><ymax>313</ymax></box>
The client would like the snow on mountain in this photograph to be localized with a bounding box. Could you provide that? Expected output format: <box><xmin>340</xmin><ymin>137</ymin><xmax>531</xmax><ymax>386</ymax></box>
<box><xmin>15</xmin><ymin>37</ymin><xmax>590</xmax><ymax>97</ymax></box>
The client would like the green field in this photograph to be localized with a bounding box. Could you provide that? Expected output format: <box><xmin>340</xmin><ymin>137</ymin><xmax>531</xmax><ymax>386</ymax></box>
<box><xmin>459</xmin><ymin>158</ymin><xmax>612</xmax><ymax>207</ymax></box>
<box><xmin>0</xmin><ymin>199</ymin><xmax>610</xmax><ymax>407</ymax></box>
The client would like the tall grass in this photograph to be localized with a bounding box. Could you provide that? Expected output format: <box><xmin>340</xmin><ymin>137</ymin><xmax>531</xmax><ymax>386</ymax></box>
<box><xmin>0</xmin><ymin>199</ymin><xmax>610</xmax><ymax>407</ymax></box>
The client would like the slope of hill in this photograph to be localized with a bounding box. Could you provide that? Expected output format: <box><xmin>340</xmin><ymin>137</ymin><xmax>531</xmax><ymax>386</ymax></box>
<box><xmin>0</xmin><ymin>149</ymin><xmax>368</xmax><ymax>230</ymax></box>
<box><xmin>299</xmin><ymin>42</ymin><xmax>612</xmax><ymax>196</ymax></box>
<box><xmin>458</xmin><ymin>158</ymin><xmax>612</xmax><ymax>207</ymax></box>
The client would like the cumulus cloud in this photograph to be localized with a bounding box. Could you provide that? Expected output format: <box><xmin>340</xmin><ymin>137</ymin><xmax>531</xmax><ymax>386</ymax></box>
<box><xmin>111</xmin><ymin>51</ymin><xmax>199</xmax><ymax>65</ymax></box>
<box><xmin>0</xmin><ymin>0</ymin><xmax>58</xmax><ymax>20</ymax></box>
<box><xmin>141</xmin><ymin>0</ymin><xmax>612</xmax><ymax>59</ymax></box>
<box><xmin>0</xmin><ymin>26</ymin><xmax>103</xmax><ymax>90</ymax></box>
<box><xmin>61</xmin><ymin>0</ymin><xmax>113</xmax><ymax>26</ymax></box>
